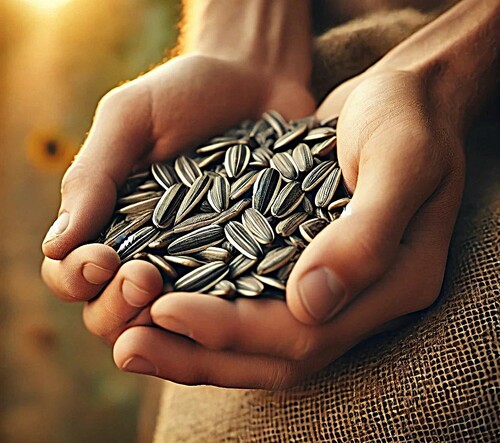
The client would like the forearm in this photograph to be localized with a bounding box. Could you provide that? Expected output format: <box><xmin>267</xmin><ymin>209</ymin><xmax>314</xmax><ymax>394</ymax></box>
<box><xmin>179</xmin><ymin>0</ymin><xmax>312</xmax><ymax>84</ymax></box>
<box><xmin>370</xmin><ymin>0</ymin><xmax>499</xmax><ymax>132</ymax></box>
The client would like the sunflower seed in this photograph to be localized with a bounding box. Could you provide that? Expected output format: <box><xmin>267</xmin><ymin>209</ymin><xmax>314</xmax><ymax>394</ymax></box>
<box><xmin>262</xmin><ymin>110</ymin><xmax>287</xmax><ymax>137</ymax></box>
<box><xmin>299</xmin><ymin>218</ymin><xmax>329</xmax><ymax>243</ymax></box>
<box><xmin>252</xmin><ymin>146</ymin><xmax>273</xmax><ymax>165</ymax></box>
<box><xmin>163</xmin><ymin>255</ymin><xmax>206</xmax><ymax>268</ymax></box>
<box><xmin>303</xmin><ymin>126</ymin><xmax>336</xmax><ymax>142</ymax></box>
<box><xmin>270</xmin><ymin>152</ymin><xmax>299</xmax><ymax>180</ymax></box>
<box><xmin>208</xmin><ymin>280</ymin><xmax>236</xmax><ymax>298</ymax></box>
<box><xmin>319</xmin><ymin>115</ymin><xmax>338</xmax><ymax>127</ymax></box>
<box><xmin>146</xmin><ymin>254</ymin><xmax>177</xmax><ymax>279</ymax></box>
<box><xmin>126</xmin><ymin>170</ymin><xmax>150</xmax><ymax>182</ymax></box>
<box><xmin>276</xmin><ymin>261</ymin><xmax>296</xmax><ymax>281</ymax></box>
<box><xmin>224</xmin><ymin>221</ymin><xmax>263</xmax><ymax>259</ymax></box>
<box><xmin>116</xmin><ymin>226</ymin><xmax>159</xmax><ymax>261</ymax></box>
<box><xmin>270</xmin><ymin>181</ymin><xmax>304</xmax><ymax>218</ymax></box>
<box><xmin>136</xmin><ymin>180</ymin><xmax>161</xmax><ymax>192</ymax></box>
<box><xmin>228</xmin><ymin>254</ymin><xmax>257</xmax><ymax>279</ymax></box>
<box><xmin>195</xmin><ymin>246</ymin><xmax>231</xmax><ymax>263</ymax></box>
<box><xmin>175</xmin><ymin>174</ymin><xmax>212</xmax><ymax>223</ymax></box>
<box><xmin>117</xmin><ymin>196</ymin><xmax>161</xmax><ymax>215</ymax></box>
<box><xmin>195</xmin><ymin>138</ymin><xmax>245</xmax><ymax>155</ymax></box>
<box><xmin>174</xmin><ymin>261</ymin><xmax>229</xmax><ymax>292</ymax></box>
<box><xmin>273</xmin><ymin>123</ymin><xmax>307</xmax><ymax>151</ymax></box>
<box><xmin>230</xmin><ymin>171</ymin><xmax>258</xmax><ymax>200</ymax></box>
<box><xmin>251</xmin><ymin>272</ymin><xmax>286</xmax><ymax>291</ymax></box>
<box><xmin>152</xmin><ymin>183</ymin><xmax>186</xmax><ymax>229</ymax></box>
<box><xmin>311</xmin><ymin>136</ymin><xmax>337</xmax><ymax>157</ymax></box>
<box><xmin>328</xmin><ymin>197</ymin><xmax>351</xmax><ymax>212</ymax></box>
<box><xmin>301</xmin><ymin>160</ymin><xmax>337</xmax><ymax>191</ymax></box>
<box><xmin>315</xmin><ymin>167</ymin><xmax>341</xmax><ymax>207</ymax></box>
<box><xmin>252</xmin><ymin>168</ymin><xmax>281</xmax><ymax>215</ymax></box>
<box><xmin>241</xmin><ymin>208</ymin><xmax>274</xmax><ymax>245</ymax></box>
<box><xmin>172</xmin><ymin>212</ymin><xmax>220</xmax><ymax>234</ymax></box>
<box><xmin>224</xmin><ymin>144</ymin><xmax>251</xmax><ymax>178</ymax></box>
<box><xmin>118</xmin><ymin>191</ymin><xmax>162</xmax><ymax>206</ymax></box>
<box><xmin>151</xmin><ymin>163</ymin><xmax>178</xmax><ymax>189</ymax></box>
<box><xmin>197</xmin><ymin>150</ymin><xmax>225</xmax><ymax>169</ymax></box>
<box><xmin>175</xmin><ymin>155</ymin><xmax>202</xmax><ymax>187</ymax></box>
<box><xmin>217</xmin><ymin>198</ymin><xmax>251</xmax><ymax>224</ymax></box>
<box><xmin>236</xmin><ymin>275</ymin><xmax>264</xmax><ymax>297</ymax></box>
<box><xmin>147</xmin><ymin>229</ymin><xmax>177</xmax><ymax>249</ymax></box>
<box><xmin>301</xmin><ymin>195</ymin><xmax>314</xmax><ymax>214</ymax></box>
<box><xmin>275</xmin><ymin>212</ymin><xmax>308</xmax><ymax>237</ymax></box>
<box><xmin>256</xmin><ymin>245</ymin><xmax>296</xmax><ymax>275</ymax></box>
<box><xmin>207</xmin><ymin>174</ymin><xmax>230</xmax><ymax>213</ymax></box>
<box><xmin>104</xmin><ymin>212</ymin><xmax>151</xmax><ymax>248</ymax></box>
<box><xmin>292</xmin><ymin>143</ymin><xmax>314</xmax><ymax>172</ymax></box>
<box><xmin>168</xmin><ymin>224</ymin><xmax>224</xmax><ymax>255</ymax></box>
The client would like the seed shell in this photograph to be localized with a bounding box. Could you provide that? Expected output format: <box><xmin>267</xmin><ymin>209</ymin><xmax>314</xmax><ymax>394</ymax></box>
<box><xmin>168</xmin><ymin>224</ymin><xmax>224</xmax><ymax>255</ymax></box>
<box><xmin>256</xmin><ymin>245</ymin><xmax>296</xmax><ymax>275</ymax></box>
<box><xmin>175</xmin><ymin>155</ymin><xmax>202</xmax><ymax>187</ymax></box>
<box><xmin>208</xmin><ymin>280</ymin><xmax>236</xmax><ymax>298</ymax></box>
<box><xmin>252</xmin><ymin>168</ymin><xmax>281</xmax><ymax>215</ymax></box>
<box><xmin>236</xmin><ymin>275</ymin><xmax>264</xmax><ymax>297</ymax></box>
<box><xmin>315</xmin><ymin>167</ymin><xmax>342</xmax><ymax>207</ymax></box>
<box><xmin>275</xmin><ymin>212</ymin><xmax>308</xmax><ymax>237</ymax></box>
<box><xmin>299</xmin><ymin>218</ymin><xmax>329</xmax><ymax>243</ymax></box>
<box><xmin>224</xmin><ymin>144</ymin><xmax>251</xmax><ymax>178</ymax></box>
<box><xmin>229</xmin><ymin>254</ymin><xmax>257</xmax><ymax>279</ymax></box>
<box><xmin>224</xmin><ymin>221</ymin><xmax>263</xmax><ymax>260</ymax></box>
<box><xmin>292</xmin><ymin>143</ymin><xmax>314</xmax><ymax>172</ymax></box>
<box><xmin>273</xmin><ymin>123</ymin><xmax>308</xmax><ymax>151</ymax></box>
<box><xmin>175</xmin><ymin>174</ymin><xmax>212</xmax><ymax>223</ymax></box>
<box><xmin>151</xmin><ymin>163</ymin><xmax>178</xmax><ymax>189</ymax></box>
<box><xmin>270</xmin><ymin>181</ymin><xmax>304</xmax><ymax>218</ymax></box>
<box><xmin>152</xmin><ymin>183</ymin><xmax>186</xmax><ymax>229</ymax></box>
<box><xmin>207</xmin><ymin>174</ymin><xmax>230</xmax><ymax>213</ymax></box>
<box><xmin>301</xmin><ymin>160</ymin><xmax>337</xmax><ymax>192</ymax></box>
<box><xmin>174</xmin><ymin>261</ymin><xmax>229</xmax><ymax>292</ymax></box>
<box><xmin>270</xmin><ymin>152</ymin><xmax>299</xmax><ymax>180</ymax></box>
<box><xmin>251</xmin><ymin>272</ymin><xmax>286</xmax><ymax>291</ymax></box>
<box><xmin>230</xmin><ymin>171</ymin><xmax>259</xmax><ymax>200</ymax></box>
<box><xmin>241</xmin><ymin>208</ymin><xmax>275</xmax><ymax>245</ymax></box>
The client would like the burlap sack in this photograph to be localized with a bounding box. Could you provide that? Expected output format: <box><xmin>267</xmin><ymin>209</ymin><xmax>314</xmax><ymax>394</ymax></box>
<box><xmin>150</xmin><ymin>9</ymin><xmax>499</xmax><ymax>443</ymax></box>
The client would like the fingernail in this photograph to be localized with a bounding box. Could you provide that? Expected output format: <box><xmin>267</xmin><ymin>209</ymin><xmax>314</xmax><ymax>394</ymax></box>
<box><xmin>122</xmin><ymin>356</ymin><xmax>158</xmax><ymax>376</ymax></box>
<box><xmin>82</xmin><ymin>263</ymin><xmax>114</xmax><ymax>285</ymax></box>
<box><xmin>122</xmin><ymin>280</ymin><xmax>151</xmax><ymax>307</ymax></box>
<box><xmin>298</xmin><ymin>267</ymin><xmax>346</xmax><ymax>322</ymax></box>
<box><xmin>43</xmin><ymin>212</ymin><xmax>70</xmax><ymax>244</ymax></box>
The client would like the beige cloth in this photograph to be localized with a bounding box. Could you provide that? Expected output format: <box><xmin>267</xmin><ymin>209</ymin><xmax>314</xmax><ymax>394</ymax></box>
<box><xmin>151</xmin><ymin>9</ymin><xmax>499</xmax><ymax>443</ymax></box>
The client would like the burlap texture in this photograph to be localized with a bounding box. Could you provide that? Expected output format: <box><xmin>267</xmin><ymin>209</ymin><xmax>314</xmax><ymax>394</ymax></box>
<box><xmin>151</xmin><ymin>9</ymin><xmax>499</xmax><ymax>443</ymax></box>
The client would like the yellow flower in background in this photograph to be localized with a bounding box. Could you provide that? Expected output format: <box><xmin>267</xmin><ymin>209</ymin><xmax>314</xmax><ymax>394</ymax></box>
<box><xmin>26</xmin><ymin>128</ymin><xmax>77</xmax><ymax>172</ymax></box>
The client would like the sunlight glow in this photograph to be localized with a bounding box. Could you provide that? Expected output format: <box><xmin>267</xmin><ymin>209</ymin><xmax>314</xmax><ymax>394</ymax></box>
<box><xmin>19</xmin><ymin>0</ymin><xmax>73</xmax><ymax>12</ymax></box>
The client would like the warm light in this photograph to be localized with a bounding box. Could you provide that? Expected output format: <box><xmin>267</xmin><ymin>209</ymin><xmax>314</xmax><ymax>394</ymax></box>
<box><xmin>19</xmin><ymin>0</ymin><xmax>73</xmax><ymax>12</ymax></box>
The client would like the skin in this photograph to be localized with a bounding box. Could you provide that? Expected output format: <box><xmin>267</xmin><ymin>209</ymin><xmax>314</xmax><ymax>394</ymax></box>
<box><xmin>41</xmin><ymin>0</ymin><xmax>498</xmax><ymax>388</ymax></box>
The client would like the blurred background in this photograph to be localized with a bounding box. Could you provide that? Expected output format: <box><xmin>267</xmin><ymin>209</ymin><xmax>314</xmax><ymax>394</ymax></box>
<box><xmin>0</xmin><ymin>0</ymin><xmax>179</xmax><ymax>441</ymax></box>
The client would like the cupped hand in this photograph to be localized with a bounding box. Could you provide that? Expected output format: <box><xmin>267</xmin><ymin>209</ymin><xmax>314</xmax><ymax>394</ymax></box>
<box><xmin>112</xmin><ymin>70</ymin><xmax>465</xmax><ymax>388</ymax></box>
<box><xmin>41</xmin><ymin>53</ymin><xmax>315</xmax><ymax>341</ymax></box>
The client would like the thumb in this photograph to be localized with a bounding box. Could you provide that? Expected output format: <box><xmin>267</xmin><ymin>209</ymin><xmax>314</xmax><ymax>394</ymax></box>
<box><xmin>42</xmin><ymin>83</ymin><xmax>152</xmax><ymax>260</ymax></box>
<box><xmin>287</xmin><ymin>130</ymin><xmax>442</xmax><ymax>325</ymax></box>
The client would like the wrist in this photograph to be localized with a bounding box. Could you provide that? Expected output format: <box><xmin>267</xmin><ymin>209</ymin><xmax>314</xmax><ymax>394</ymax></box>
<box><xmin>179</xmin><ymin>0</ymin><xmax>312</xmax><ymax>86</ymax></box>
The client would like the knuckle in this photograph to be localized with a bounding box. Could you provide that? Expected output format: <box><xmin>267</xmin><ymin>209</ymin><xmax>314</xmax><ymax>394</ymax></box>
<box><xmin>82</xmin><ymin>304</ymin><xmax>117</xmax><ymax>345</ymax></box>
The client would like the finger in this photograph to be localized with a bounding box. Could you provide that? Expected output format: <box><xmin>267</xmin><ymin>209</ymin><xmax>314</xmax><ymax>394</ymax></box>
<box><xmin>41</xmin><ymin>243</ymin><xmax>120</xmax><ymax>302</ymax></box>
<box><xmin>83</xmin><ymin>259</ymin><xmax>163</xmax><ymax>345</ymax></box>
<box><xmin>150</xmin><ymin>193</ymin><xmax>451</xmax><ymax>363</ymax></box>
<box><xmin>113</xmin><ymin>326</ymin><xmax>314</xmax><ymax>390</ymax></box>
<box><xmin>151</xmin><ymin>294</ymin><xmax>327</xmax><ymax>361</ymax></box>
<box><xmin>42</xmin><ymin>81</ymin><xmax>153</xmax><ymax>260</ymax></box>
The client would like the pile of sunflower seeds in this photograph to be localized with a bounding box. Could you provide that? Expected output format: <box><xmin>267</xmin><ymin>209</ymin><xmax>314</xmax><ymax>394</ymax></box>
<box><xmin>97</xmin><ymin>111</ymin><xmax>350</xmax><ymax>299</ymax></box>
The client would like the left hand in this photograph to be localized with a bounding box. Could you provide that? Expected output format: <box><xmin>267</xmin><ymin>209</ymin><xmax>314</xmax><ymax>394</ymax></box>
<box><xmin>109</xmin><ymin>70</ymin><xmax>465</xmax><ymax>389</ymax></box>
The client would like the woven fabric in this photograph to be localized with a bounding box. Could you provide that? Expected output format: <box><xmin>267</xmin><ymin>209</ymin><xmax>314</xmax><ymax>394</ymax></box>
<box><xmin>152</xmin><ymin>9</ymin><xmax>499</xmax><ymax>443</ymax></box>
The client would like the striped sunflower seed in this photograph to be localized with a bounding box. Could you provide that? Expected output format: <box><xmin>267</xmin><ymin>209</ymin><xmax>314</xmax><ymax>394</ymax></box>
<box><xmin>118</xmin><ymin>191</ymin><xmax>162</xmax><ymax>206</ymax></box>
<box><xmin>207</xmin><ymin>174</ymin><xmax>230</xmax><ymax>213</ymax></box>
<box><xmin>151</xmin><ymin>163</ymin><xmax>178</xmax><ymax>189</ymax></box>
<box><xmin>301</xmin><ymin>160</ymin><xmax>337</xmax><ymax>192</ymax></box>
<box><xmin>256</xmin><ymin>245</ymin><xmax>296</xmax><ymax>275</ymax></box>
<box><xmin>224</xmin><ymin>221</ymin><xmax>263</xmax><ymax>260</ymax></box>
<box><xmin>236</xmin><ymin>275</ymin><xmax>264</xmax><ymax>297</ymax></box>
<box><xmin>311</xmin><ymin>136</ymin><xmax>337</xmax><ymax>157</ymax></box>
<box><xmin>292</xmin><ymin>143</ymin><xmax>314</xmax><ymax>172</ymax></box>
<box><xmin>252</xmin><ymin>168</ymin><xmax>281</xmax><ymax>215</ymax></box>
<box><xmin>262</xmin><ymin>110</ymin><xmax>287</xmax><ymax>137</ymax></box>
<box><xmin>175</xmin><ymin>174</ymin><xmax>212</xmax><ymax>223</ymax></box>
<box><xmin>275</xmin><ymin>212</ymin><xmax>308</xmax><ymax>237</ymax></box>
<box><xmin>228</xmin><ymin>254</ymin><xmax>257</xmax><ymax>279</ymax></box>
<box><xmin>146</xmin><ymin>254</ymin><xmax>177</xmax><ymax>279</ymax></box>
<box><xmin>175</xmin><ymin>155</ymin><xmax>202</xmax><ymax>187</ymax></box>
<box><xmin>117</xmin><ymin>196</ymin><xmax>161</xmax><ymax>215</ymax></box>
<box><xmin>315</xmin><ymin>167</ymin><xmax>342</xmax><ymax>208</ymax></box>
<box><xmin>270</xmin><ymin>181</ymin><xmax>304</xmax><ymax>218</ymax></box>
<box><xmin>174</xmin><ymin>261</ymin><xmax>229</xmax><ymax>292</ymax></box>
<box><xmin>116</xmin><ymin>226</ymin><xmax>159</xmax><ymax>262</ymax></box>
<box><xmin>251</xmin><ymin>273</ymin><xmax>286</xmax><ymax>291</ymax></box>
<box><xmin>270</xmin><ymin>152</ymin><xmax>299</xmax><ymax>181</ymax></box>
<box><xmin>168</xmin><ymin>224</ymin><xmax>224</xmax><ymax>255</ymax></box>
<box><xmin>197</xmin><ymin>151</ymin><xmax>225</xmax><ymax>169</ymax></box>
<box><xmin>299</xmin><ymin>217</ymin><xmax>329</xmax><ymax>243</ymax></box>
<box><xmin>273</xmin><ymin>123</ymin><xmax>308</xmax><ymax>151</ymax></box>
<box><xmin>303</xmin><ymin>126</ymin><xmax>336</xmax><ymax>142</ymax></box>
<box><xmin>241</xmin><ymin>208</ymin><xmax>274</xmax><ymax>245</ymax></box>
<box><xmin>230</xmin><ymin>170</ymin><xmax>258</xmax><ymax>200</ymax></box>
<box><xmin>208</xmin><ymin>280</ymin><xmax>236</xmax><ymax>298</ymax></box>
<box><xmin>163</xmin><ymin>255</ymin><xmax>206</xmax><ymax>268</ymax></box>
<box><xmin>195</xmin><ymin>246</ymin><xmax>231</xmax><ymax>263</ymax></box>
<box><xmin>195</xmin><ymin>138</ymin><xmax>244</xmax><ymax>155</ymax></box>
<box><xmin>328</xmin><ymin>197</ymin><xmax>351</xmax><ymax>212</ymax></box>
<box><xmin>276</xmin><ymin>261</ymin><xmax>296</xmax><ymax>281</ymax></box>
<box><xmin>224</xmin><ymin>144</ymin><xmax>251</xmax><ymax>178</ymax></box>
<box><xmin>152</xmin><ymin>183</ymin><xmax>186</xmax><ymax>229</ymax></box>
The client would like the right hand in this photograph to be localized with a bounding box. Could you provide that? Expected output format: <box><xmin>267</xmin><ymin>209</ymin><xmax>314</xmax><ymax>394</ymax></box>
<box><xmin>41</xmin><ymin>53</ymin><xmax>315</xmax><ymax>344</ymax></box>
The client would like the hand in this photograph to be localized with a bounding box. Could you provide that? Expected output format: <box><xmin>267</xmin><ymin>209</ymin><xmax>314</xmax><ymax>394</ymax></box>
<box><xmin>111</xmin><ymin>70</ymin><xmax>465</xmax><ymax>389</ymax></box>
<box><xmin>41</xmin><ymin>53</ymin><xmax>315</xmax><ymax>343</ymax></box>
